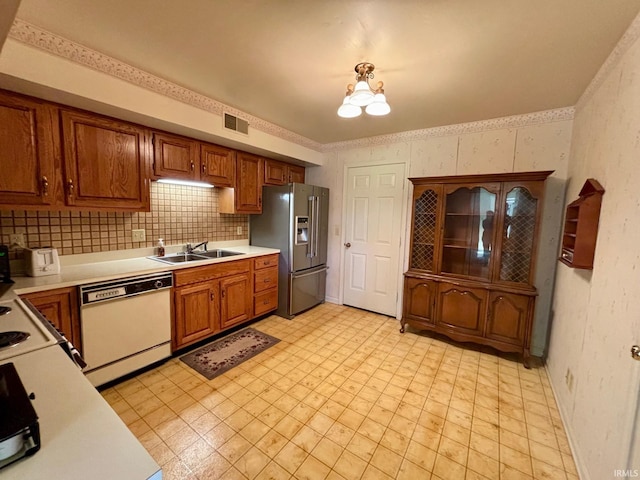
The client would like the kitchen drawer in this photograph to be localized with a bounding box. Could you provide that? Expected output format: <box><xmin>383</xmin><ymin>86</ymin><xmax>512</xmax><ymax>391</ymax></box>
<box><xmin>254</xmin><ymin>254</ymin><xmax>278</xmax><ymax>270</ymax></box>
<box><xmin>173</xmin><ymin>259</ymin><xmax>250</xmax><ymax>287</ymax></box>
<box><xmin>254</xmin><ymin>289</ymin><xmax>278</xmax><ymax>317</ymax></box>
<box><xmin>254</xmin><ymin>267</ymin><xmax>277</xmax><ymax>294</ymax></box>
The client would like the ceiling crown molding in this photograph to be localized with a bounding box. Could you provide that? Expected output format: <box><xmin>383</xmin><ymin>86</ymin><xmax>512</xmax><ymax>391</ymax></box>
<box><xmin>8</xmin><ymin>19</ymin><xmax>323</xmax><ymax>152</ymax></box>
<box><xmin>577</xmin><ymin>11</ymin><xmax>640</xmax><ymax>109</ymax></box>
<box><xmin>322</xmin><ymin>107</ymin><xmax>575</xmax><ymax>152</ymax></box>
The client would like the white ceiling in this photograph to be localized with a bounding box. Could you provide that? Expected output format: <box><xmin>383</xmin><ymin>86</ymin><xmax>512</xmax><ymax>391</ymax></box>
<box><xmin>12</xmin><ymin>0</ymin><xmax>640</xmax><ymax>144</ymax></box>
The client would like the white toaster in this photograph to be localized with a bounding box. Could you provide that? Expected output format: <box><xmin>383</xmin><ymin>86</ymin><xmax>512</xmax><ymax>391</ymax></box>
<box><xmin>24</xmin><ymin>247</ymin><xmax>61</xmax><ymax>277</ymax></box>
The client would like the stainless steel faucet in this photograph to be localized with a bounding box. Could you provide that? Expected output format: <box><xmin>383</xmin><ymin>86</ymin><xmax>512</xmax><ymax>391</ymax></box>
<box><xmin>186</xmin><ymin>241</ymin><xmax>208</xmax><ymax>253</ymax></box>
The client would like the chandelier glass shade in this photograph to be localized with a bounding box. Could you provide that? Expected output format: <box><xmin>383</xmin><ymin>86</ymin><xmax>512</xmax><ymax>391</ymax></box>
<box><xmin>337</xmin><ymin>63</ymin><xmax>390</xmax><ymax>118</ymax></box>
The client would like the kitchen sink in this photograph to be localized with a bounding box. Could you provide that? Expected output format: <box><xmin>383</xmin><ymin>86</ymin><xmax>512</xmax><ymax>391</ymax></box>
<box><xmin>150</xmin><ymin>250</ymin><xmax>244</xmax><ymax>265</ymax></box>
<box><xmin>194</xmin><ymin>249</ymin><xmax>244</xmax><ymax>258</ymax></box>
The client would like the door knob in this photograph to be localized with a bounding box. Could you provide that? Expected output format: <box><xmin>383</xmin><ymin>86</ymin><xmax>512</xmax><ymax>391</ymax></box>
<box><xmin>632</xmin><ymin>345</ymin><xmax>640</xmax><ymax>361</ymax></box>
<box><xmin>344</xmin><ymin>242</ymin><xmax>351</xmax><ymax>248</ymax></box>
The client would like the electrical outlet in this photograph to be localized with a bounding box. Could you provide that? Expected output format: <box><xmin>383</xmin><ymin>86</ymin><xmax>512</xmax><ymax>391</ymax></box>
<box><xmin>132</xmin><ymin>229</ymin><xmax>146</xmax><ymax>242</ymax></box>
<box><xmin>237</xmin><ymin>226</ymin><xmax>243</xmax><ymax>235</ymax></box>
<box><xmin>9</xmin><ymin>233</ymin><xmax>25</xmax><ymax>248</ymax></box>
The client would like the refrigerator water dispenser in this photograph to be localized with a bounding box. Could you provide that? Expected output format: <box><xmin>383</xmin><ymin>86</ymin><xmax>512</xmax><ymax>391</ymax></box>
<box><xmin>295</xmin><ymin>216</ymin><xmax>309</xmax><ymax>245</ymax></box>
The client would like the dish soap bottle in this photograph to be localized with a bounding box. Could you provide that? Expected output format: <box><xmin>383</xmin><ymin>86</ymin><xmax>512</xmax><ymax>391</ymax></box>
<box><xmin>157</xmin><ymin>238</ymin><xmax>165</xmax><ymax>257</ymax></box>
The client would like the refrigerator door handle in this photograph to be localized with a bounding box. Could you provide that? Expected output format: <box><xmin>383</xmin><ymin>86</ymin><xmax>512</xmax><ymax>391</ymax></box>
<box><xmin>292</xmin><ymin>266</ymin><xmax>329</xmax><ymax>278</ymax></box>
<box><xmin>314</xmin><ymin>195</ymin><xmax>320</xmax><ymax>259</ymax></box>
<box><xmin>307</xmin><ymin>196</ymin><xmax>314</xmax><ymax>258</ymax></box>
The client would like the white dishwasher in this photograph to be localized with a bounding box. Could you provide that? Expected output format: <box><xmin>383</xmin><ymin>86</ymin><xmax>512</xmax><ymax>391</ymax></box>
<box><xmin>80</xmin><ymin>272</ymin><xmax>173</xmax><ymax>387</ymax></box>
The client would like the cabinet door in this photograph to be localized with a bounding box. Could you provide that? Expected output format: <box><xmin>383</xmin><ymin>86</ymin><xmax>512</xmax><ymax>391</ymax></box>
<box><xmin>485</xmin><ymin>292</ymin><xmax>531</xmax><ymax>346</ymax></box>
<box><xmin>152</xmin><ymin>132</ymin><xmax>199</xmax><ymax>181</ymax></box>
<box><xmin>409</xmin><ymin>185</ymin><xmax>443</xmax><ymax>273</ymax></box>
<box><xmin>22</xmin><ymin>287</ymin><xmax>80</xmax><ymax>352</ymax></box>
<box><xmin>441</xmin><ymin>184</ymin><xmax>499</xmax><ymax>279</ymax></box>
<box><xmin>436</xmin><ymin>283</ymin><xmax>487</xmax><ymax>335</ymax></box>
<box><xmin>264</xmin><ymin>159</ymin><xmax>287</xmax><ymax>185</ymax></box>
<box><xmin>495</xmin><ymin>182</ymin><xmax>544</xmax><ymax>285</ymax></box>
<box><xmin>200</xmin><ymin>143</ymin><xmax>235</xmax><ymax>187</ymax></box>
<box><xmin>220</xmin><ymin>273</ymin><xmax>252</xmax><ymax>329</ymax></box>
<box><xmin>61</xmin><ymin>110</ymin><xmax>149</xmax><ymax>210</ymax></box>
<box><xmin>234</xmin><ymin>152</ymin><xmax>263</xmax><ymax>213</ymax></box>
<box><xmin>403</xmin><ymin>277</ymin><xmax>437</xmax><ymax>325</ymax></box>
<box><xmin>174</xmin><ymin>281</ymin><xmax>219</xmax><ymax>349</ymax></box>
<box><xmin>288</xmin><ymin>165</ymin><xmax>305</xmax><ymax>184</ymax></box>
<box><xmin>0</xmin><ymin>92</ymin><xmax>56</xmax><ymax>206</ymax></box>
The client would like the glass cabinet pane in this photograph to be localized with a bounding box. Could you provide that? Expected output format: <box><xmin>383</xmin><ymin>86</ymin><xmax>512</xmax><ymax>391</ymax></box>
<box><xmin>442</xmin><ymin>187</ymin><xmax>496</xmax><ymax>278</ymax></box>
<box><xmin>499</xmin><ymin>187</ymin><xmax>538</xmax><ymax>283</ymax></box>
<box><xmin>410</xmin><ymin>189</ymin><xmax>438</xmax><ymax>271</ymax></box>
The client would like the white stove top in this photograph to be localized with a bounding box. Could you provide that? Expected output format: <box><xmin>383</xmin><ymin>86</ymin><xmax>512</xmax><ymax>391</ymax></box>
<box><xmin>0</xmin><ymin>299</ymin><xmax>57</xmax><ymax>362</ymax></box>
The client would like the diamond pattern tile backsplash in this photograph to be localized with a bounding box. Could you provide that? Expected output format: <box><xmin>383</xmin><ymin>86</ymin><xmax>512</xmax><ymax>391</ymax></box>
<box><xmin>0</xmin><ymin>182</ymin><xmax>248</xmax><ymax>258</ymax></box>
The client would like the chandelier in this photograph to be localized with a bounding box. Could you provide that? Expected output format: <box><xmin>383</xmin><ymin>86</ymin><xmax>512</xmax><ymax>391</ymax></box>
<box><xmin>337</xmin><ymin>62</ymin><xmax>390</xmax><ymax>118</ymax></box>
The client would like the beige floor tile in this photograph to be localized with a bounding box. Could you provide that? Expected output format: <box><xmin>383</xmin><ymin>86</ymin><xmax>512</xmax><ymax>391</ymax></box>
<box><xmin>114</xmin><ymin>305</ymin><xmax>579</xmax><ymax>480</ymax></box>
<box><xmin>274</xmin><ymin>441</ymin><xmax>309</xmax><ymax>474</ymax></box>
<box><xmin>295</xmin><ymin>454</ymin><xmax>332</xmax><ymax>480</ymax></box>
<box><xmin>370</xmin><ymin>444</ymin><xmax>404</xmax><ymax>477</ymax></box>
<box><xmin>254</xmin><ymin>460</ymin><xmax>292</xmax><ymax>480</ymax></box>
<box><xmin>333</xmin><ymin>450</ymin><xmax>368</xmax><ymax>480</ymax></box>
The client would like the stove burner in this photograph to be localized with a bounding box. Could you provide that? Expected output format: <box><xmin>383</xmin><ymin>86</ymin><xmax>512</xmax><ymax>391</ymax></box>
<box><xmin>0</xmin><ymin>331</ymin><xmax>30</xmax><ymax>349</ymax></box>
<box><xmin>0</xmin><ymin>306</ymin><xmax>11</xmax><ymax>315</ymax></box>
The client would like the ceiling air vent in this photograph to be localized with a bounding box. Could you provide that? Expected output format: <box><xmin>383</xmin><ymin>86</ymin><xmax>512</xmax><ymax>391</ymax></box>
<box><xmin>224</xmin><ymin>113</ymin><xmax>249</xmax><ymax>135</ymax></box>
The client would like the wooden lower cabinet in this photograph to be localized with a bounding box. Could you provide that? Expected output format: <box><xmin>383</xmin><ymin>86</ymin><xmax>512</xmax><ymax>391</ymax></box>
<box><xmin>402</xmin><ymin>277</ymin><xmax>437</xmax><ymax>327</ymax></box>
<box><xmin>401</xmin><ymin>274</ymin><xmax>535</xmax><ymax>364</ymax></box>
<box><xmin>436</xmin><ymin>284</ymin><xmax>487</xmax><ymax>336</ymax></box>
<box><xmin>21</xmin><ymin>287</ymin><xmax>81</xmax><ymax>353</ymax></box>
<box><xmin>220</xmin><ymin>273</ymin><xmax>252</xmax><ymax>329</ymax></box>
<box><xmin>173</xmin><ymin>281</ymin><xmax>220</xmax><ymax>349</ymax></box>
<box><xmin>172</xmin><ymin>255</ymin><xmax>278</xmax><ymax>350</ymax></box>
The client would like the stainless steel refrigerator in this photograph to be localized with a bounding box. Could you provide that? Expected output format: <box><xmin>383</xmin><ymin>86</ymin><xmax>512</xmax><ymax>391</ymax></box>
<box><xmin>250</xmin><ymin>183</ymin><xmax>329</xmax><ymax>318</ymax></box>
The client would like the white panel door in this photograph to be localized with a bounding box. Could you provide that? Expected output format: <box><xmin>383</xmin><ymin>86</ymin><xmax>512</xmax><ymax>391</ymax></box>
<box><xmin>343</xmin><ymin>163</ymin><xmax>405</xmax><ymax>316</ymax></box>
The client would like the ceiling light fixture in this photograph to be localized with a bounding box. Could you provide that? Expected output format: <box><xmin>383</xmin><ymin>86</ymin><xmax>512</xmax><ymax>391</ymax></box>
<box><xmin>337</xmin><ymin>62</ymin><xmax>390</xmax><ymax>118</ymax></box>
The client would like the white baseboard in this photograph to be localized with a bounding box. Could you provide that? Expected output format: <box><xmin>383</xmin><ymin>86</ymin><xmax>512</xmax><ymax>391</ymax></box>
<box><xmin>544</xmin><ymin>363</ymin><xmax>588</xmax><ymax>480</ymax></box>
<box><xmin>325</xmin><ymin>296</ymin><xmax>340</xmax><ymax>305</ymax></box>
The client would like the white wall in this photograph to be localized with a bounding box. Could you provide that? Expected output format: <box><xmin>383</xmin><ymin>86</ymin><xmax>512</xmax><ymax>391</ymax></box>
<box><xmin>307</xmin><ymin>116</ymin><xmax>572</xmax><ymax>356</ymax></box>
<box><xmin>546</xmin><ymin>20</ymin><xmax>640</xmax><ymax>480</ymax></box>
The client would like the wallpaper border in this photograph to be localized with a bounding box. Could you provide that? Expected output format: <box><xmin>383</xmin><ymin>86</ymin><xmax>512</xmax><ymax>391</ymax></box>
<box><xmin>8</xmin><ymin>19</ymin><xmax>323</xmax><ymax>152</ymax></box>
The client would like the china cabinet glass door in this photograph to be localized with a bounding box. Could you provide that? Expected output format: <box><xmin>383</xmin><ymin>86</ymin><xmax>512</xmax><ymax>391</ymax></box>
<box><xmin>441</xmin><ymin>186</ymin><xmax>496</xmax><ymax>278</ymax></box>
<box><xmin>498</xmin><ymin>187</ymin><xmax>538</xmax><ymax>284</ymax></box>
<box><xmin>410</xmin><ymin>187</ymin><xmax>440</xmax><ymax>272</ymax></box>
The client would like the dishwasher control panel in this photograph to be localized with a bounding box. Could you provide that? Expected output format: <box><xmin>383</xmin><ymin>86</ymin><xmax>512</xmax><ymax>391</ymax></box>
<box><xmin>80</xmin><ymin>272</ymin><xmax>173</xmax><ymax>305</ymax></box>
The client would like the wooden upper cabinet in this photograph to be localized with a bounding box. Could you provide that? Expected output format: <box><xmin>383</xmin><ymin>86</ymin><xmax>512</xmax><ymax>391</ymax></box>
<box><xmin>200</xmin><ymin>143</ymin><xmax>235</xmax><ymax>187</ymax></box>
<box><xmin>61</xmin><ymin>110</ymin><xmax>150</xmax><ymax>210</ymax></box>
<box><xmin>0</xmin><ymin>91</ymin><xmax>57</xmax><ymax>206</ymax></box>
<box><xmin>288</xmin><ymin>164</ymin><xmax>305</xmax><ymax>183</ymax></box>
<box><xmin>264</xmin><ymin>159</ymin><xmax>287</xmax><ymax>185</ymax></box>
<box><xmin>264</xmin><ymin>159</ymin><xmax>306</xmax><ymax>185</ymax></box>
<box><xmin>219</xmin><ymin>152</ymin><xmax>263</xmax><ymax>214</ymax></box>
<box><xmin>152</xmin><ymin>132</ymin><xmax>199</xmax><ymax>181</ymax></box>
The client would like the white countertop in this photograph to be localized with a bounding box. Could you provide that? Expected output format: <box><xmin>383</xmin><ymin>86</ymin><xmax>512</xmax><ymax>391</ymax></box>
<box><xmin>0</xmin><ymin>346</ymin><xmax>161</xmax><ymax>480</ymax></box>
<box><xmin>1</xmin><ymin>244</ymin><xmax>280</xmax><ymax>301</ymax></box>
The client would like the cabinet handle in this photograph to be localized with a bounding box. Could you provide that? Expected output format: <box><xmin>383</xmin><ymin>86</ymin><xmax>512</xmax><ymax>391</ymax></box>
<box><xmin>190</xmin><ymin>162</ymin><xmax>195</xmax><ymax>171</ymax></box>
<box><xmin>263</xmin><ymin>299</ymin><xmax>269</xmax><ymax>305</ymax></box>
<box><xmin>201</xmin><ymin>164</ymin><xmax>206</xmax><ymax>173</ymax></box>
<box><xmin>41</xmin><ymin>176</ymin><xmax>49</xmax><ymax>196</ymax></box>
<box><xmin>210</xmin><ymin>292</ymin><xmax>215</xmax><ymax>301</ymax></box>
<box><xmin>67</xmin><ymin>179</ymin><xmax>74</xmax><ymax>197</ymax></box>
<box><xmin>264</xmin><ymin>278</ymin><xmax>270</xmax><ymax>283</ymax></box>
<box><xmin>221</xmin><ymin>290</ymin><xmax>225</xmax><ymax>298</ymax></box>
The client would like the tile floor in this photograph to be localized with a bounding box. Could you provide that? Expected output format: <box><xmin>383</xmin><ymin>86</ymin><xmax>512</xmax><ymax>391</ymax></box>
<box><xmin>101</xmin><ymin>304</ymin><xmax>579</xmax><ymax>480</ymax></box>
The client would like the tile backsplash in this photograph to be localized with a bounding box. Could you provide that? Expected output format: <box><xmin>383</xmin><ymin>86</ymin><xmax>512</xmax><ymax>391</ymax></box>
<box><xmin>0</xmin><ymin>182</ymin><xmax>248</xmax><ymax>258</ymax></box>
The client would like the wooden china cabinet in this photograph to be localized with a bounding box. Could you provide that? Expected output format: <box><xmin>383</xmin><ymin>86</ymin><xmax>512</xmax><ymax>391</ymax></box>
<box><xmin>402</xmin><ymin>171</ymin><xmax>553</xmax><ymax>366</ymax></box>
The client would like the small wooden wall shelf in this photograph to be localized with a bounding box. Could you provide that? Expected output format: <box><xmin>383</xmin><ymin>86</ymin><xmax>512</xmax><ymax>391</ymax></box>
<box><xmin>559</xmin><ymin>179</ymin><xmax>605</xmax><ymax>270</ymax></box>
